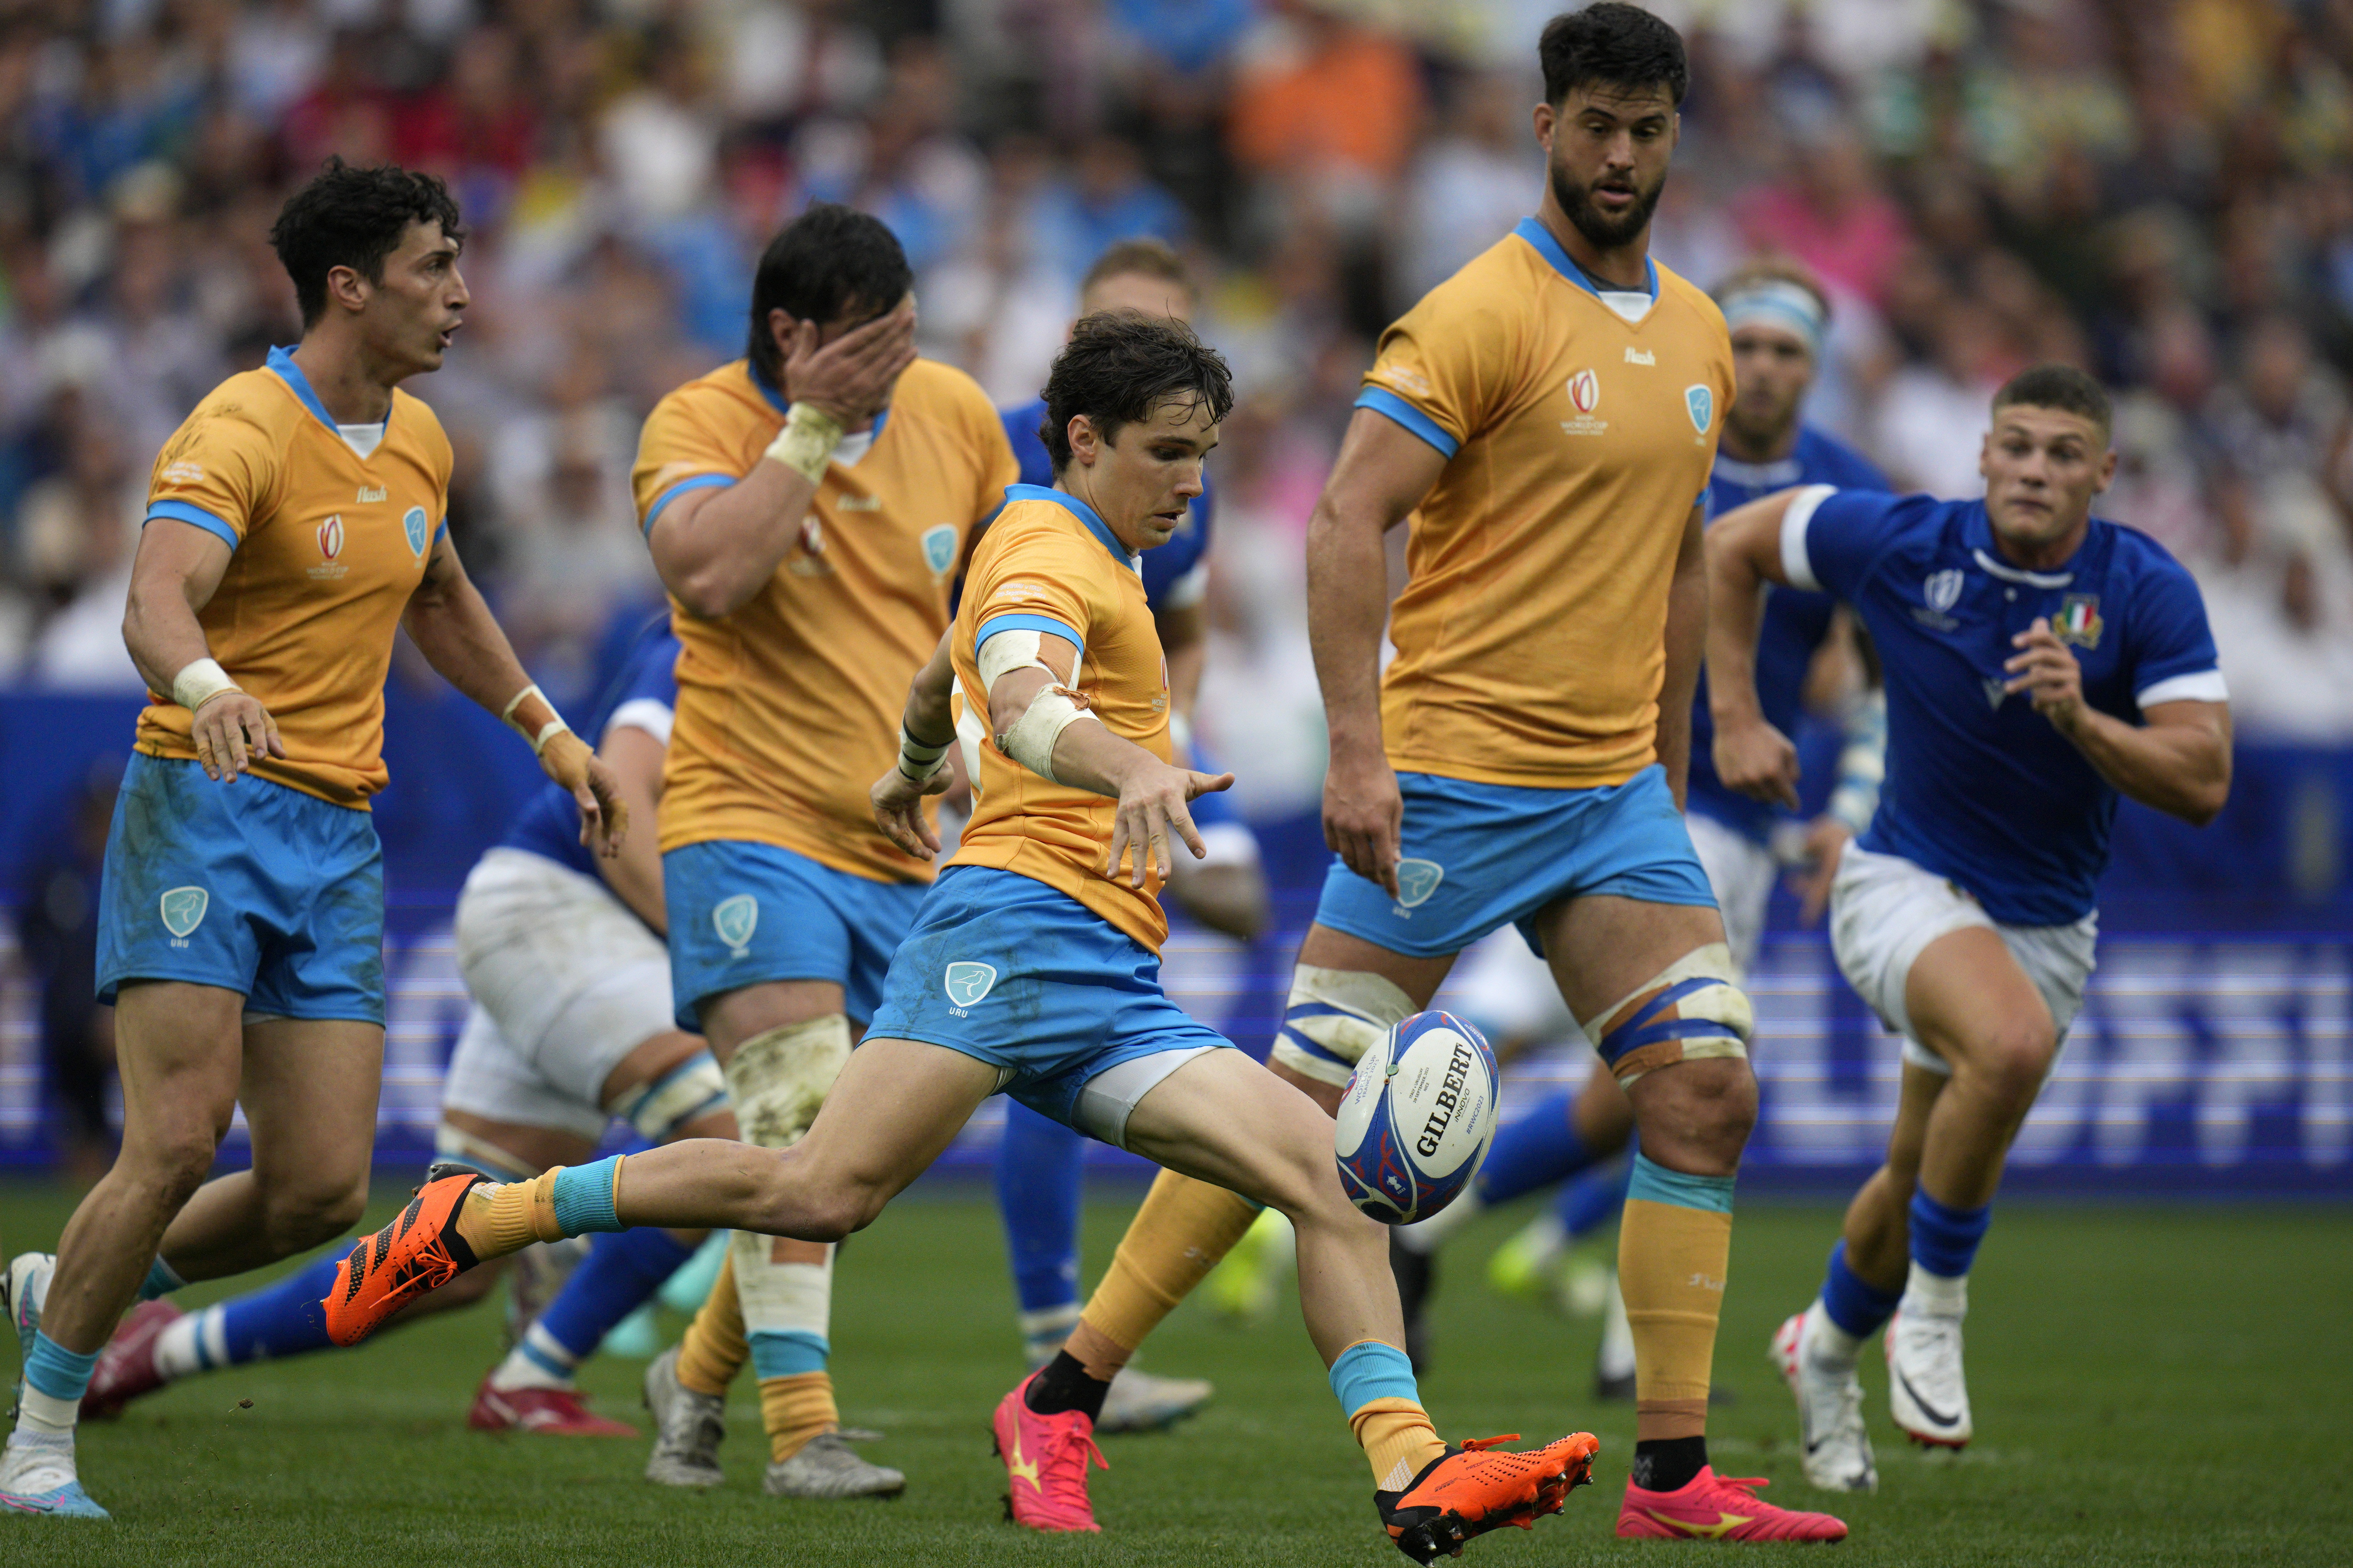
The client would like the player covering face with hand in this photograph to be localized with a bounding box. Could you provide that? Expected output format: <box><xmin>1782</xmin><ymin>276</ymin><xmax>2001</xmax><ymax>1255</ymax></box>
<box><xmin>3</xmin><ymin>160</ymin><xmax>627</xmax><ymax>1522</ymax></box>
<box><xmin>319</xmin><ymin>312</ymin><xmax>1600</xmax><ymax>1564</ymax></box>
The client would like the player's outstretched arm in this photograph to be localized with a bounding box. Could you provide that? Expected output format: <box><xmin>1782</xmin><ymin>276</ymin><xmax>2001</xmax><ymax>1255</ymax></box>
<box><xmin>1658</xmin><ymin>501</ymin><xmax>1709</xmax><ymax>809</ymax></box>
<box><xmin>872</xmin><ymin>628</ymin><xmax>959</xmax><ymax>860</ymax></box>
<box><xmin>594</xmin><ymin>722</ymin><xmax>669</xmax><ymax>929</ymax></box>
<box><xmin>1701</xmin><ymin>489</ymin><xmax>1804</xmax><ymax>809</ymax></box>
<box><xmin>649</xmin><ymin>298</ymin><xmax>917</xmax><ymax>618</ymax></box>
<box><xmin>123</xmin><ymin>517</ymin><xmax>285</xmax><ymax>783</ymax></box>
<box><xmin>2003</xmin><ymin>619</ymin><xmax>2233</xmax><ymax>825</ymax></box>
<box><xmin>986</xmin><ymin>633</ymin><xmax>1231</xmax><ymax>889</ymax></box>
<box><xmin>1306</xmin><ymin>408</ymin><xmax>1447</xmax><ymax>898</ymax></box>
<box><xmin>401</xmin><ymin>529</ymin><xmax>628</xmax><ymax>854</ymax></box>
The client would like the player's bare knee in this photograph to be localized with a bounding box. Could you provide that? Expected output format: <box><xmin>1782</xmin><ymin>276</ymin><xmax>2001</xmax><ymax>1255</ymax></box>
<box><xmin>262</xmin><ymin>1174</ymin><xmax>369</xmax><ymax>1251</ymax></box>
<box><xmin>1976</xmin><ymin>1024</ymin><xmax>2057</xmax><ymax>1110</ymax></box>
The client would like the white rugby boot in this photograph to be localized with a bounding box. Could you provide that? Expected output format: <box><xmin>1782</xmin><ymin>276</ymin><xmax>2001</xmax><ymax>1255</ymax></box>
<box><xmin>1772</xmin><ymin>1306</ymin><xmax>1878</xmax><ymax>1493</ymax></box>
<box><xmin>1095</xmin><ymin>1366</ymin><xmax>1213</xmax><ymax>1435</ymax></box>
<box><xmin>764</xmin><ymin>1431</ymin><xmax>906</xmax><ymax>1499</ymax></box>
<box><xmin>1885</xmin><ymin>1302</ymin><xmax>1973</xmax><ymax>1449</ymax></box>
<box><xmin>642</xmin><ymin>1346</ymin><xmax>727</xmax><ymax>1488</ymax></box>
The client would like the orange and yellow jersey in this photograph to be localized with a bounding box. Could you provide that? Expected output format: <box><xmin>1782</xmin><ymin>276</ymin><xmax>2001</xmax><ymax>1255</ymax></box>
<box><xmin>1355</xmin><ymin>217</ymin><xmax>1734</xmax><ymax>790</ymax></box>
<box><xmin>632</xmin><ymin>357</ymin><xmax>1017</xmax><ymax>881</ymax></box>
<box><xmin>950</xmin><ymin>486</ymin><xmax>1173</xmax><ymax>953</ymax></box>
<box><xmin>136</xmin><ymin>346</ymin><xmax>452</xmax><ymax>808</ymax></box>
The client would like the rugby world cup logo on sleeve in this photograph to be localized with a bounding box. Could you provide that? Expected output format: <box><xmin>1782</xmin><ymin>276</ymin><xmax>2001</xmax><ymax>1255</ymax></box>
<box><xmin>1926</xmin><ymin>569</ymin><xmax>1965</xmax><ymax>613</ymax></box>
<box><xmin>943</xmin><ymin>961</ymin><xmax>998</xmax><ymax>1012</ymax></box>
<box><xmin>922</xmin><ymin>523</ymin><xmax>959</xmax><ymax>577</ymax></box>
<box><xmin>712</xmin><ymin>895</ymin><xmax>758</xmax><ymax>957</ymax></box>
<box><xmin>1567</xmin><ymin>369</ymin><xmax>1600</xmax><ymax>413</ymax></box>
<box><xmin>160</xmin><ymin>886</ymin><xmax>208</xmax><ymax>944</ymax></box>
<box><xmin>403</xmin><ymin>506</ymin><xmax>430</xmax><ymax>557</ymax></box>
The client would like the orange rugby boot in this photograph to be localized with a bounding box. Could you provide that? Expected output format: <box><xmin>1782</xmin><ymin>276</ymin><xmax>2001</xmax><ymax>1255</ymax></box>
<box><xmin>1376</xmin><ymin>1431</ymin><xmax>1600</xmax><ymax>1563</ymax></box>
<box><xmin>322</xmin><ymin>1166</ymin><xmax>487</xmax><ymax>1347</ymax></box>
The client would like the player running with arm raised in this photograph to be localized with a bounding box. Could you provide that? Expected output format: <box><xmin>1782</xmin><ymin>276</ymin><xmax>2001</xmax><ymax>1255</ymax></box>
<box><xmin>990</xmin><ymin>239</ymin><xmax>1252</xmax><ymax>1432</ymax></box>
<box><xmin>624</xmin><ymin>204</ymin><xmax>1016</xmax><ymax>1500</ymax></box>
<box><xmin>1025</xmin><ymin>8</ymin><xmax>1846</xmax><ymax>1543</ymax></box>
<box><xmin>1707</xmin><ymin>365</ymin><xmax>2230</xmax><ymax>1491</ymax></box>
<box><xmin>73</xmin><ymin>622</ymin><xmax>733</xmax><ymax>1441</ymax></box>
<box><xmin>1</xmin><ymin>161</ymin><xmax>624</xmax><ymax>1522</ymax></box>
<box><xmin>321</xmin><ymin>313</ymin><xmax>1600</xmax><ymax>1564</ymax></box>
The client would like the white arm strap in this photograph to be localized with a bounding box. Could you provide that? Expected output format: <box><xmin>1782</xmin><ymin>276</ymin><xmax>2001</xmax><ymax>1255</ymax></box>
<box><xmin>978</xmin><ymin>628</ymin><xmax>1096</xmax><ymax>784</ymax></box>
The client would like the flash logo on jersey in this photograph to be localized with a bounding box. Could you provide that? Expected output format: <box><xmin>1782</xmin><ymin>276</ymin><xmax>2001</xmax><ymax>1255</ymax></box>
<box><xmin>2054</xmin><ymin>594</ymin><xmax>2104</xmax><ymax>649</ymax></box>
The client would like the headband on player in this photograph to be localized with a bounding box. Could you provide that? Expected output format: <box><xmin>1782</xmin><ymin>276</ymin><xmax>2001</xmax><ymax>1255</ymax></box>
<box><xmin>1719</xmin><ymin>278</ymin><xmax>1826</xmax><ymax>361</ymax></box>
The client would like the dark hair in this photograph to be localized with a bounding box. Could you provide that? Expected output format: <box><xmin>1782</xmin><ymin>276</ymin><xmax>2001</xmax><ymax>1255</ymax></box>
<box><xmin>1539</xmin><ymin>4</ymin><xmax>1689</xmax><ymax>108</ymax></box>
<box><xmin>1039</xmin><ymin>312</ymin><xmax>1233</xmax><ymax>474</ymax></box>
<box><xmin>746</xmin><ymin>204</ymin><xmax>913</xmax><ymax>387</ymax></box>
<box><xmin>269</xmin><ymin>158</ymin><xmax>464</xmax><ymax>328</ymax></box>
<box><xmin>1992</xmin><ymin>363</ymin><xmax>2112</xmax><ymax>439</ymax></box>
<box><xmin>1081</xmin><ymin>237</ymin><xmax>1192</xmax><ymax>301</ymax></box>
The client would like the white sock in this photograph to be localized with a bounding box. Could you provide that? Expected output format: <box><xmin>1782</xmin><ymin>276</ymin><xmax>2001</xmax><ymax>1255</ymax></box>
<box><xmin>1595</xmin><ymin>1270</ymin><xmax>1636</xmax><ymax>1382</ymax></box>
<box><xmin>1803</xmin><ymin>1298</ymin><xmax>1866</xmax><ymax>1368</ymax></box>
<box><xmin>1018</xmin><ymin>1304</ymin><xmax>1081</xmax><ymax>1367</ymax></box>
<box><xmin>13</xmin><ymin>1384</ymin><xmax>79</xmax><ymax>1436</ymax></box>
<box><xmin>151</xmin><ymin>1307</ymin><xmax>222</xmax><ymax>1382</ymax></box>
<box><xmin>489</xmin><ymin>1322</ymin><xmax>578</xmax><ymax>1392</ymax></box>
<box><xmin>1902</xmin><ymin>1261</ymin><xmax>1968</xmax><ymax>1317</ymax></box>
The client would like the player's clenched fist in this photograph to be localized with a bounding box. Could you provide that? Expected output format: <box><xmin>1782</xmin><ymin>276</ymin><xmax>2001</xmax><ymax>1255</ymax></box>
<box><xmin>1711</xmin><ymin>713</ymin><xmax>1801</xmax><ymax>810</ymax></box>
<box><xmin>541</xmin><ymin>728</ymin><xmax>629</xmax><ymax>857</ymax></box>
<box><xmin>2003</xmin><ymin>617</ymin><xmax>2085</xmax><ymax>728</ymax></box>
<box><xmin>190</xmin><ymin>688</ymin><xmax>285</xmax><ymax>783</ymax></box>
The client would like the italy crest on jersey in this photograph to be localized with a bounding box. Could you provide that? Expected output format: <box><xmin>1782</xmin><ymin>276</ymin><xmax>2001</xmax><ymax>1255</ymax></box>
<box><xmin>2054</xmin><ymin>594</ymin><xmax>2104</xmax><ymax>649</ymax></box>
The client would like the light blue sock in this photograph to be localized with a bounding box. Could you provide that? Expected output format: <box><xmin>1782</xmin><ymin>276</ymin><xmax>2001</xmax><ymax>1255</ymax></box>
<box><xmin>138</xmin><ymin>1257</ymin><xmax>187</xmax><ymax>1301</ymax></box>
<box><xmin>24</xmin><ymin>1331</ymin><xmax>99</xmax><ymax>1403</ymax></box>
<box><xmin>550</xmin><ymin>1157</ymin><xmax>626</xmax><ymax>1236</ymax></box>
<box><xmin>1328</xmin><ymin>1339</ymin><xmax>1419</xmax><ymax>1416</ymax></box>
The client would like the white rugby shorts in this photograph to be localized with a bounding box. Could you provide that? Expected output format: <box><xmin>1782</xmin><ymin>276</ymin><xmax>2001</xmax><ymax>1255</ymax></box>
<box><xmin>444</xmin><ymin>847</ymin><xmax>675</xmax><ymax>1133</ymax></box>
<box><xmin>1684</xmin><ymin>812</ymin><xmax>1776</xmax><ymax>980</ymax></box>
<box><xmin>1828</xmin><ymin>842</ymin><xmax>2097</xmax><ymax>1077</ymax></box>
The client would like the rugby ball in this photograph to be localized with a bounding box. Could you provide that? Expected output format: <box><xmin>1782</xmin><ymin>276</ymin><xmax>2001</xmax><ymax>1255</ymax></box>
<box><xmin>1333</xmin><ymin>1010</ymin><xmax>1499</xmax><ymax>1225</ymax></box>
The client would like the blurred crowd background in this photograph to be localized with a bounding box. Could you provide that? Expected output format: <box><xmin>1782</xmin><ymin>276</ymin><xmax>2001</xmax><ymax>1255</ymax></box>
<box><xmin>7</xmin><ymin>0</ymin><xmax>2353</xmax><ymax>764</ymax></box>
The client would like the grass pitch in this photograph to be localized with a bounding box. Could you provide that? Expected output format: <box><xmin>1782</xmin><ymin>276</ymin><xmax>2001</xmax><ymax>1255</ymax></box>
<box><xmin>2</xmin><ymin>1180</ymin><xmax>2347</xmax><ymax>1566</ymax></box>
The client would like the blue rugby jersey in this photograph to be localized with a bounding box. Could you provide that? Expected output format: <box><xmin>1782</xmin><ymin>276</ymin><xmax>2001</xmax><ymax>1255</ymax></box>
<box><xmin>1688</xmin><ymin>426</ymin><xmax>1889</xmax><ymax>843</ymax></box>
<box><xmin>1782</xmin><ymin>488</ymin><xmax>2226</xmax><ymax>924</ymax></box>
<box><xmin>500</xmin><ymin>618</ymin><xmax>681</xmax><ymax>881</ymax></box>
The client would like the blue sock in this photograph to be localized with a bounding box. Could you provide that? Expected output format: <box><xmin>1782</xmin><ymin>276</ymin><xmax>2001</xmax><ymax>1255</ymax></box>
<box><xmin>551</xmin><ymin>1157</ymin><xmax>625</xmax><ymax>1235</ymax></box>
<box><xmin>138</xmin><ymin>1257</ymin><xmax>187</xmax><ymax>1301</ymax></box>
<box><xmin>24</xmin><ymin>1331</ymin><xmax>99</xmax><ymax>1402</ymax></box>
<box><xmin>204</xmin><ymin>1254</ymin><xmax>345</xmax><ymax>1364</ymax></box>
<box><xmin>1908</xmin><ymin>1188</ymin><xmax>1992</xmax><ymax>1280</ymax></box>
<box><xmin>534</xmin><ymin>1228</ymin><xmax>694</xmax><ymax>1362</ymax></box>
<box><xmin>1553</xmin><ymin>1160</ymin><xmax>1630</xmax><ymax>1241</ymax></box>
<box><xmin>1819</xmin><ymin>1240</ymin><xmax>1902</xmax><ymax>1341</ymax></box>
<box><xmin>994</xmin><ymin>1099</ymin><xmax>1084</xmax><ymax>1354</ymax></box>
<box><xmin>1473</xmin><ymin>1089</ymin><xmax>1598</xmax><ymax>1205</ymax></box>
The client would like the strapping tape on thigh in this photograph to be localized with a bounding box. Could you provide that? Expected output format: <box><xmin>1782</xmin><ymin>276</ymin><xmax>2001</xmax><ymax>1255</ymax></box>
<box><xmin>726</xmin><ymin>1015</ymin><xmax>853</xmax><ymax>1149</ymax></box>
<box><xmin>609</xmin><ymin>1048</ymin><xmax>730</xmax><ymax>1141</ymax></box>
<box><xmin>1582</xmin><ymin>942</ymin><xmax>1752</xmax><ymax>1086</ymax></box>
<box><xmin>1269</xmin><ymin>964</ymin><xmax>1414</xmax><ymax>1087</ymax></box>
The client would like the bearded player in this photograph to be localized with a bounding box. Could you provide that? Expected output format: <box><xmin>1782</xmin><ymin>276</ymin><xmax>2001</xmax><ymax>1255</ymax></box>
<box><xmin>2</xmin><ymin>161</ymin><xmax>624</xmax><ymax>1520</ymax></box>
<box><xmin>320</xmin><ymin>313</ymin><xmax>1602</xmax><ymax>1564</ymax></box>
<box><xmin>1709</xmin><ymin>366</ymin><xmax>2230</xmax><ymax>1491</ymax></box>
<box><xmin>1014</xmin><ymin>8</ymin><xmax>1848</xmax><ymax>1541</ymax></box>
<box><xmin>1389</xmin><ymin>257</ymin><xmax>1892</xmax><ymax>1391</ymax></box>
<box><xmin>623</xmin><ymin>204</ymin><xmax>1016</xmax><ymax>1500</ymax></box>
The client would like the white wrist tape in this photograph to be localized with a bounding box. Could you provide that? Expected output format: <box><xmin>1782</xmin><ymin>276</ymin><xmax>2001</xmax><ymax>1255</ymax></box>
<box><xmin>897</xmin><ymin>724</ymin><xmax>951</xmax><ymax>783</ymax></box>
<box><xmin>171</xmin><ymin>657</ymin><xmax>240</xmax><ymax>714</ymax></box>
<box><xmin>501</xmin><ymin>683</ymin><xmax>574</xmax><ymax>756</ymax></box>
<box><xmin>1168</xmin><ymin>709</ymin><xmax>1193</xmax><ymax>757</ymax></box>
<box><xmin>764</xmin><ymin>401</ymin><xmax>845</xmax><ymax>484</ymax></box>
<box><xmin>999</xmin><ymin>683</ymin><xmax>1096</xmax><ymax>784</ymax></box>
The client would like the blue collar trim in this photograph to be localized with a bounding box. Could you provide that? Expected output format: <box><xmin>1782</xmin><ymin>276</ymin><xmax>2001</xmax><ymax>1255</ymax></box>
<box><xmin>268</xmin><ymin>345</ymin><xmax>362</xmax><ymax>436</ymax></box>
<box><xmin>1004</xmin><ymin>483</ymin><xmax>1135</xmax><ymax>567</ymax></box>
<box><xmin>1512</xmin><ymin>217</ymin><xmax>1658</xmax><ymax>302</ymax></box>
<box><xmin>748</xmin><ymin>359</ymin><xmax>887</xmax><ymax>442</ymax></box>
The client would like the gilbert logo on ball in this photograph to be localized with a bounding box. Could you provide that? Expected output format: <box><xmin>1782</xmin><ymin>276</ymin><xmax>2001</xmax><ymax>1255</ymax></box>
<box><xmin>1333</xmin><ymin>1010</ymin><xmax>1499</xmax><ymax>1225</ymax></box>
